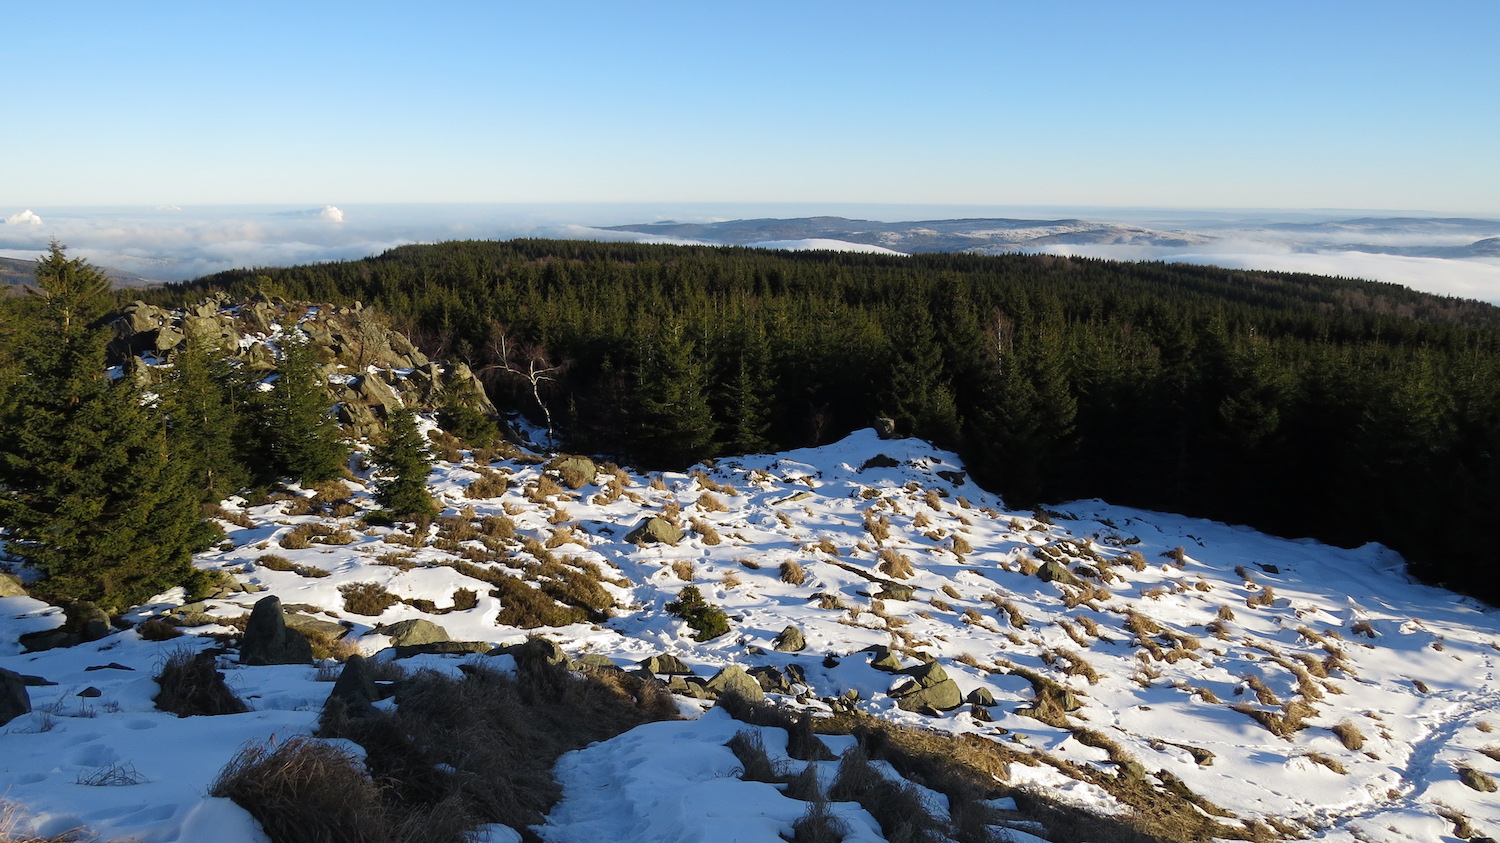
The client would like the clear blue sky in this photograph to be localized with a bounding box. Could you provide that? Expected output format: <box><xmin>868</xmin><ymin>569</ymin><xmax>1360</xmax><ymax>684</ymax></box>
<box><xmin>7</xmin><ymin>1</ymin><xmax>1498</xmax><ymax>213</ymax></box>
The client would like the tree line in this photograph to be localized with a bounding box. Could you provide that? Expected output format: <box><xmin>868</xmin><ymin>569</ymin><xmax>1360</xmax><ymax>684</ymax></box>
<box><xmin>150</xmin><ymin>239</ymin><xmax>1500</xmax><ymax>603</ymax></box>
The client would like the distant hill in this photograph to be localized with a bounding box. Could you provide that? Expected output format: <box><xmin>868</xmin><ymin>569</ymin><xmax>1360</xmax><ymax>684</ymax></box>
<box><xmin>607</xmin><ymin>214</ymin><xmax>1500</xmax><ymax>261</ymax></box>
<box><xmin>604</xmin><ymin>215</ymin><xmax>1213</xmax><ymax>253</ymax></box>
<box><xmin>0</xmin><ymin>255</ymin><xmax>161</xmax><ymax>289</ymax></box>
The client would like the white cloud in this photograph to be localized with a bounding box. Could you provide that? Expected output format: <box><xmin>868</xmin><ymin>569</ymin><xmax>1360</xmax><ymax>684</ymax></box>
<box><xmin>319</xmin><ymin>205</ymin><xmax>345</xmax><ymax>223</ymax></box>
<box><xmin>4</xmin><ymin>209</ymin><xmax>43</xmax><ymax>225</ymax></box>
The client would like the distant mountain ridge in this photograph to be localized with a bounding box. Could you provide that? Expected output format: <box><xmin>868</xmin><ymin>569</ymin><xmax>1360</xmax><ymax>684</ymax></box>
<box><xmin>606</xmin><ymin>214</ymin><xmax>1500</xmax><ymax>260</ymax></box>
<box><xmin>606</xmin><ymin>215</ymin><xmax>1213</xmax><ymax>253</ymax></box>
<box><xmin>0</xmin><ymin>255</ymin><xmax>160</xmax><ymax>289</ymax></box>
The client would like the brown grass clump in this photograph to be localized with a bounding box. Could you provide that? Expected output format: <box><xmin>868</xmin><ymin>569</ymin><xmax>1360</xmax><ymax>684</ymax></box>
<box><xmin>863</xmin><ymin>512</ymin><xmax>891</xmax><ymax>544</ymax></box>
<box><xmin>211</xmin><ymin>736</ymin><xmax>391</xmax><ymax>843</ymax></box>
<box><xmin>949</xmin><ymin>534</ymin><xmax>973</xmax><ymax>557</ymax></box>
<box><xmin>1350</xmin><ymin>619</ymin><xmax>1378</xmax><ymax>638</ymax></box>
<box><xmin>1243</xmin><ymin>674</ymin><xmax>1283</xmax><ymax>707</ymax></box>
<box><xmin>726</xmin><ymin>730</ymin><xmax>784</xmax><ymax>784</ymax></box>
<box><xmin>257</xmin><ymin>553</ymin><xmax>331</xmax><ymax>579</ymax></box>
<box><xmin>314</xmin><ymin>658</ymin><xmax>676</xmax><ymax>839</ymax></box>
<box><xmin>696</xmin><ymin>492</ymin><xmax>728</xmax><ymax>513</ymax></box>
<box><xmin>780</xmin><ymin>560</ymin><xmax>807</xmax><ymax>585</ymax></box>
<box><xmin>525</xmin><ymin>475</ymin><xmax>565</xmax><ymax>503</ymax></box>
<box><xmin>876</xmin><ymin>548</ymin><xmax>914</xmax><ymax>579</ymax></box>
<box><xmin>339</xmin><ymin>582</ymin><xmax>400</xmax><ymax>616</ymax></box>
<box><xmin>155</xmin><ymin>649</ymin><xmax>249</xmax><ymax>717</ymax></box>
<box><xmin>688</xmin><ymin>517</ymin><xmax>722</xmax><ymax>545</ymax></box>
<box><xmin>1231</xmin><ymin>700</ymin><xmax>1316</xmax><ymax>740</ymax></box>
<box><xmin>591</xmin><ymin>480</ymin><xmax>623</xmax><ymax>506</ymax></box>
<box><xmin>1304</xmin><ymin>752</ymin><xmax>1347</xmax><ymax>775</ymax></box>
<box><xmin>1246</xmin><ymin>585</ymin><xmax>1276</xmax><ymax>608</ymax></box>
<box><xmin>1216</xmin><ymin>604</ymin><xmax>1237</xmax><ymax>622</ymax></box>
<box><xmin>1332</xmin><ymin>721</ymin><xmax>1366</xmax><ymax>751</ymax></box>
<box><xmin>464</xmin><ymin>467</ymin><xmax>510</xmax><ymax>500</ymax></box>
<box><xmin>671</xmin><ymin>560</ymin><xmax>696</xmax><ymax>582</ymax></box>
<box><xmin>1016</xmin><ymin>553</ymin><xmax>1040</xmax><ymax>576</ymax></box>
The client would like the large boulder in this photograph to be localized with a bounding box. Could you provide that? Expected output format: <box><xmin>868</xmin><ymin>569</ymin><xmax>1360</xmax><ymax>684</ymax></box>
<box><xmin>395</xmin><ymin>641</ymin><xmax>492</xmax><ymax>658</ymax></box>
<box><xmin>239</xmin><ymin>596</ymin><xmax>313</xmax><ymax>666</ymax></box>
<box><xmin>704</xmin><ymin>665</ymin><xmax>765</xmax><ymax>702</ymax></box>
<box><xmin>626</xmin><ymin>517</ymin><xmax>684</xmax><ymax>545</ymax></box>
<box><xmin>772</xmin><ymin>625</ymin><xmax>806</xmax><ymax>653</ymax></box>
<box><xmin>326</xmin><ymin>655</ymin><xmax>382</xmax><ymax>720</ymax></box>
<box><xmin>0</xmin><ymin>667</ymin><xmax>30</xmax><ymax>727</ymax></box>
<box><xmin>379</xmin><ymin>619</ymin><xmax>451</xmax><ymax>648</ymax></box>
<box><xmin>747</xmin><ymin>665</ymin><xmax>791</xmax><ymax>695</ymax></box>
<box><xmin>19</xmin><ymin>601</ymin><xmax>113</xmax><ymax>652</ymax></box>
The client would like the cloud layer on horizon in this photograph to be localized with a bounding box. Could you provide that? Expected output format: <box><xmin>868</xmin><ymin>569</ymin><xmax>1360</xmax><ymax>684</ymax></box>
<box><xmin>4</xmin><ymin>206</ymin><xmax>1500</xmax><ymax>304</ymax></box>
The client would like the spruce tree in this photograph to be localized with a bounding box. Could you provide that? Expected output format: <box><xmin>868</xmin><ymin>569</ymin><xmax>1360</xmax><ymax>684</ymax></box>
<box><xmin>371</xmin><ymin>406</ymin><xmax>437</xmax><ymax>521</ymax></box>
<box><xmin>628</xmin><ymin>319</ymin><xmax>716</xmax><ymax>468</ymax></box>
<box><xmin>260</xmin><ymin>330</ymin><xmax>349</xmax><ymax>484</ymax></box>
<box><xmin>161</xmin><ymin>325</ymin><xmax>253</xmax><ymax>502</ymax></box>
<box><xmin>0</xmin><ymin>244</ymin><xmax>212</xmax><ymax>611</ymax></box>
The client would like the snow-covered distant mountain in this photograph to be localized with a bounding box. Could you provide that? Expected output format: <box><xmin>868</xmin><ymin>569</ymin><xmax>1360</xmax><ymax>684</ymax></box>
<box><xmin>605</xmin><ymin>216</ymin><xmax>1216</xmax><ymax>255</ymax></box>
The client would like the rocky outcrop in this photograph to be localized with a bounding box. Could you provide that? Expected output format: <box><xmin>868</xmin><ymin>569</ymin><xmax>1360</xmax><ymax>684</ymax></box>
<box><xmin>239</xmin><ymin>596</ymin><xmax>313</xmax><ymax>666</ymax></box>
<box><xmin>891</xmin><ymin>661</ymin><xmax>963</xmax><ymax>714</ymax></box>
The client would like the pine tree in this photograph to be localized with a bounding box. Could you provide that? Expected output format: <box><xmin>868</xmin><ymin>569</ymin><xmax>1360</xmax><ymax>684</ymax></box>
<box><xmin>260</xmin><ymin>330</ymin><xmax>349</xmax><ymax>484</ymax></box>
<box><xmin>371</xmin><ymin>406</ymin><xmax>437</xmax><ymax>521</ymax></box>
<box><xmin>0</xmin><ymin>244</ymin><xmax>213</xmax><ymax>611</ymax></box>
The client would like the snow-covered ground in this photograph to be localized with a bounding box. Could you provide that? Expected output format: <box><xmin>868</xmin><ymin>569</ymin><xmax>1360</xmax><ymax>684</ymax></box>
<box><xmin>3</xmin><ymin>429</ymin><xmax>1498</xmax><ymax>842</ymax></box>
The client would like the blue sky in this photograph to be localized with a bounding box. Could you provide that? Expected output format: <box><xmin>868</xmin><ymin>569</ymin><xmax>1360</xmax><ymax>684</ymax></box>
<box><xmin>5</xmin><ymin>1</ymin><xmax>1499</xmax><ymax>212</ymax></box>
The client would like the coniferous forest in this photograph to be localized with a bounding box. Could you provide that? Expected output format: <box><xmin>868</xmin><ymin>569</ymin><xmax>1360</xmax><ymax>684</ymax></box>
<box><xmin>141</xmin><ymin>239</ymin><xmax>1500</xmax><ymax>604</ymax></box>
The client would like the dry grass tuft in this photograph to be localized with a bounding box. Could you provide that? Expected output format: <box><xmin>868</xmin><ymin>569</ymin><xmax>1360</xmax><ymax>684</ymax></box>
<box><xmin>780</xmin><ymin>560</ymin><xmax>807</xmax><ymax>585</ymax></box>
<box><xmin>876</xmin><ymin>548</ymin><xmax>914</xmax><ymax>579</ymax></box>
<box><xmin>688</xmin><ymin>517</ymin><xmax>722</xmax><ymax>545</ymax></box>
<box><xmin>1332</xmin><ymin>721</ymin><xmax>1366</xmax><ymax>751</ymax></box>
<box><xmin>155</xmin><ymin>649</ymin><xmax>249</xmax><ymax>717</ymax></box>
<box><xmin>671</xmin><ymin>560</ymin><xmax>696</xmax><ymax>582</ymax></box>
<box><xmin>696</xmin><ymin>492</ymin><xmax>728</xmax><ymax>513</ymax></box>
<box><xmin>1246</xmin><ymin>585</ymin><xmax>1276</xmax><ymax>608</ymax></box>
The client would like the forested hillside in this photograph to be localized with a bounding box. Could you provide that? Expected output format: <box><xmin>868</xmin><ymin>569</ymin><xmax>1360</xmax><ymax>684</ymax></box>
<box><xmin>157</xmin><ymin>240</ymin><xmax>1500</xmax><ymax>601</ymax></box>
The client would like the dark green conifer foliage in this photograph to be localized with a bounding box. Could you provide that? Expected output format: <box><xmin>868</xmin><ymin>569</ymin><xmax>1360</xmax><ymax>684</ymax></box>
<box><xmin>628</xmin><ymin>319</ymin><xmax>717</xmax><ymax>468</ymax></box>
<box><xmin>712</xmin><ymin>320</ymin><xmax>774</xmax><ymax>456</ymax></box>
<box><xmin>0</xmin><ymin>244</ymin><xmax>211</xmax><ymax>611</ymax></box>
<box><xmin>371</xmin><ymin>406</ymin><xmax>438</xmax><ymax>521</ymax></box>
<box><xmin>260</xmin><ymin>331</ymin><xmax>349</xmax><ymax>484</ymax></box>
<box><xmin>161</xmin><ymin>326</ymin><xmax>253</xmax><ymax>502</ymax></box>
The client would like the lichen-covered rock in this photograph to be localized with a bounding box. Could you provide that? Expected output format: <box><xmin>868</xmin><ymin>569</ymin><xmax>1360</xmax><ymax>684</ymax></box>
<box><xmin>893</xmin><ymin>677</ymin><xmax>962</xmax><ymax>713</ymax></box>
<box><xmin>638</xmin><ymin>654</ymin><xmax>695</xmax><ymax>675</ymax></box>
<box><xmin>626</xmin><ymin>517</ymin><xmax>684</xmax><ymax>545</ymax></box>
<box><xmin>966</xmin><ymin>686</ymin><xmax>997</xmax><ymax>706</ymax></box>
<box><xmin>865</xmin><ymin>645</ymin><xmax>903</xmax><ymax>672</ymax></box>
<box><xmin>379</xmin><ymin>619</ymin><xmax>451</xmax><ymax>648</ymax></box>
<box><xmin>1036</xmin><ymin>559</ymin><xmax>1084</xmax><ymax>588</ymax></box>
<box><xmin>704</xmin><ymin>665</ymin><xmax>764</xmax><ymax>702</ymax></box>
<box><xmin>240</xmin><ymin>596</ymin><xmax>313</xmax><ymax>666</ymax></box>
<box><xmin>747</xmin><ymin>665</ymin><xmax>791</xmax><ymax>694</ymax></box>
<box><xmin>772</xmin><ymin>625</ymin><xmax>806</xmax><ymax>652</ymax></box>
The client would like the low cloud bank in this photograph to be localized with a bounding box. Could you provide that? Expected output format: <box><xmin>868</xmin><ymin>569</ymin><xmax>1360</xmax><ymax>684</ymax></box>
<box><xmin>3</xmin><ymin>206</ymin><xmax>1499</xmax><ymax>303</ymax></box>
